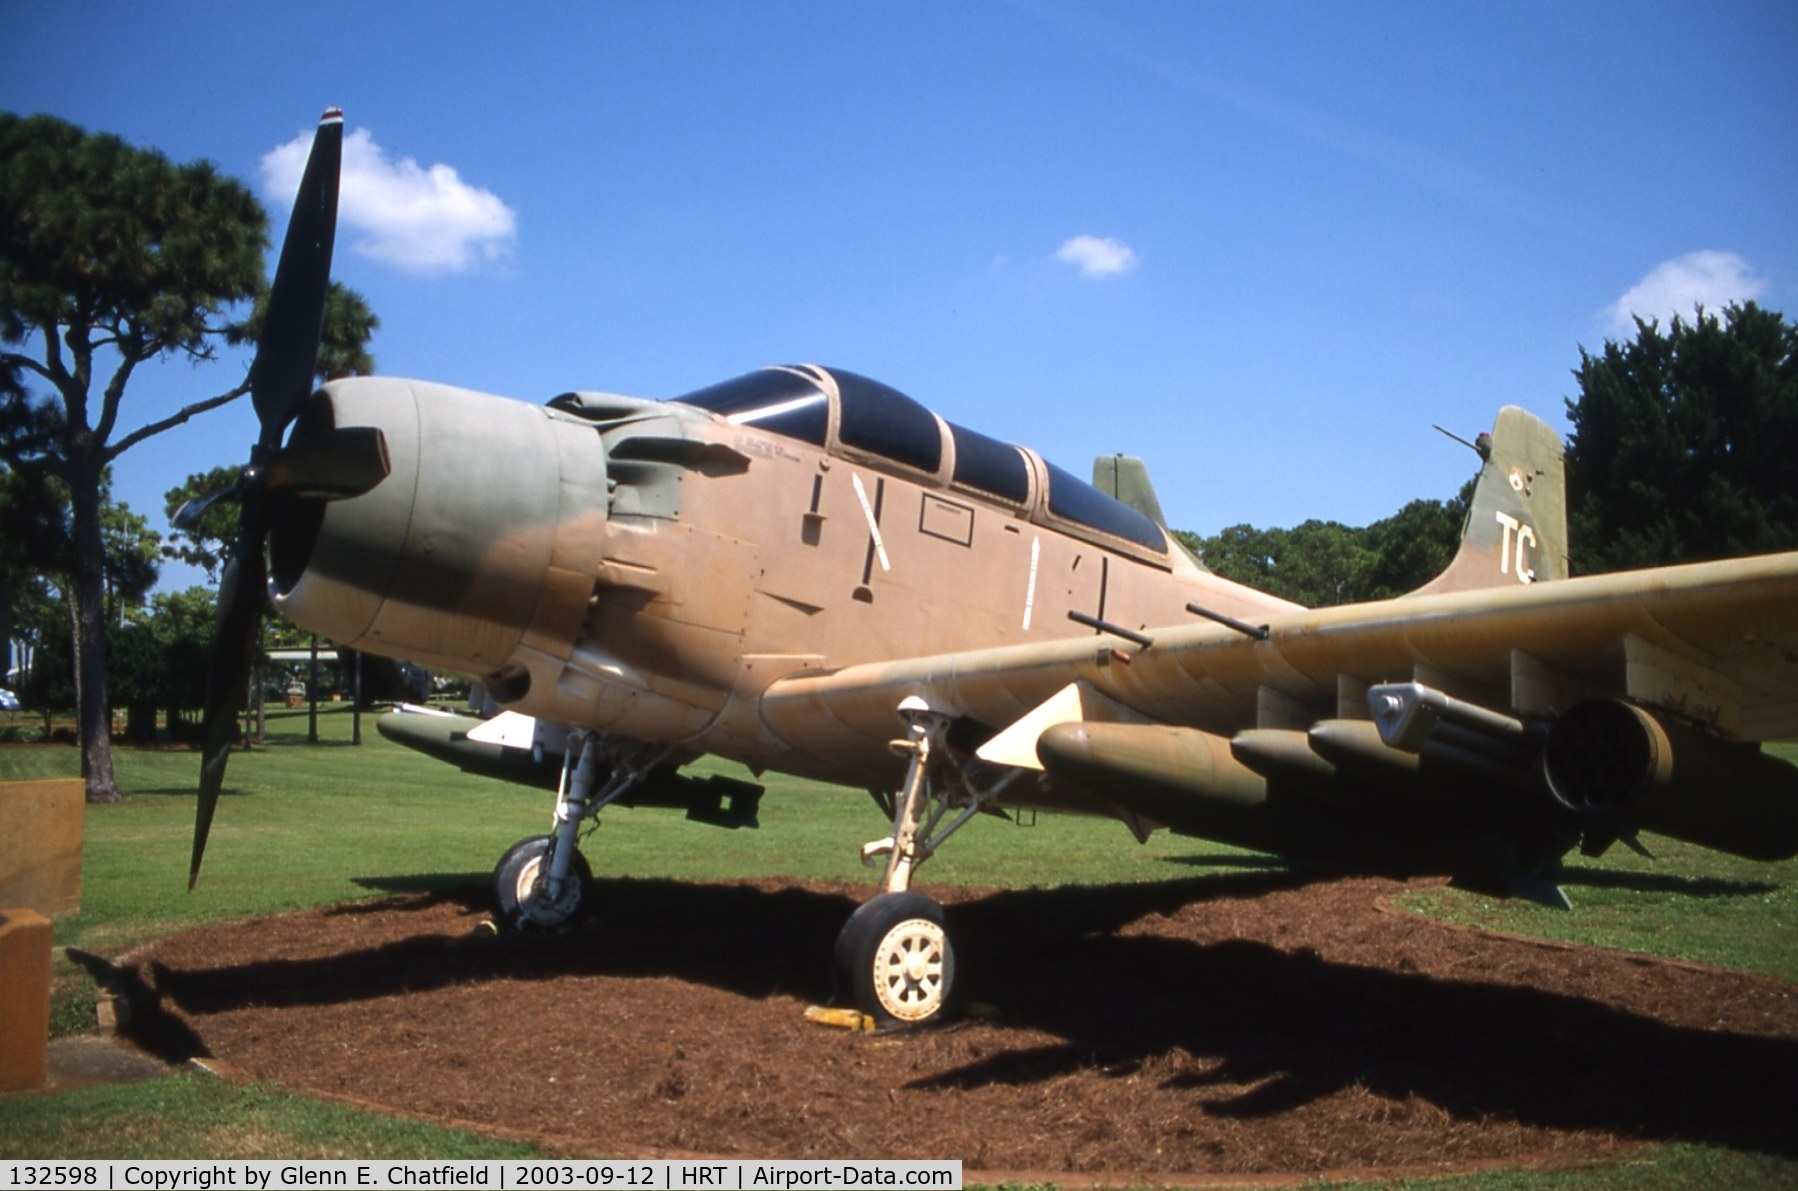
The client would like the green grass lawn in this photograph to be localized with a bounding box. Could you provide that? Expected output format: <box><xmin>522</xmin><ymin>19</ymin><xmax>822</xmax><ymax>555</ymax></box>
<box><xmin>1393</xmin><ymin>741</ymin><xmax>1798</xmax><ymax>985</ymax></box>
<box><xmin>5</xmin><ymin>705</ymin><xmax>1246</xmax><ymax>966</ymax></box>
<box><xmin>0</xmin><ymin>1076</ymin><xmax>541</xmax><ymax>1161</ymax></box>
<box><xmin>4</xmin><ymin>711</ymin><xmax>1796</xmax><ymax>1188</ymax></box>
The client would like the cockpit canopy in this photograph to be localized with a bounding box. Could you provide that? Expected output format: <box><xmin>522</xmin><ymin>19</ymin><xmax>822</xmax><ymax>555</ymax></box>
<box><xmin>672</xmin><ymin>365</ymin><xmax>1166</xmax><ymax>556</ymax></box>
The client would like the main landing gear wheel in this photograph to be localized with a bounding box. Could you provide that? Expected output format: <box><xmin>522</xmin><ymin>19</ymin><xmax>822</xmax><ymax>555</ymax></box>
<box><xmin>834</xmin><ymin>891</ymin><xmax>955</xmax><ymax>1027</ymax></box>
<box><xmin>492</xmin><ymin>834</ymin><xmax>591</xmax><ymax>931</ymax></box>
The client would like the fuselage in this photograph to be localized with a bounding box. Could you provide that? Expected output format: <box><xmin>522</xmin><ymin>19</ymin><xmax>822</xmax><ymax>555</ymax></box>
<box><xmin>269</xmin><ymin>364</ymin><xmax>1296</xmax><ymax>787</ymax></box>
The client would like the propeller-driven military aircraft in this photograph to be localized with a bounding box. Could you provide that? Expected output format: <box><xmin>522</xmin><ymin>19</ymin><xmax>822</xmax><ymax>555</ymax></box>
<box><xmin>193</xmin><ymin>111</ymin><xmax>1798</xmax><ymax>1026</ymax></box>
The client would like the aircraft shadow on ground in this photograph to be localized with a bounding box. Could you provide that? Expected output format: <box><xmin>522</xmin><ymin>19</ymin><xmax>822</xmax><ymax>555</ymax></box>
<box><xmin>127</xmin><ymin>873</ymin><xmax>1798</xmax><ymax>1159</ymax></box>
<box><xmin>1159</xmin><ymin>853</ymin><xmax>1308</xmax><ymax>871</ymax></box>
<box><xmin>944</xmin><ymin>891</ymin><xmax>1798</xmax><ymax>1158</ymax></box>
<box><xmin>1556</xmin><ymin>866</ymin><xmax>1778</xmax><ymax>897</ymax></box>
<box><xmin>349</xmin><ymin>873</ymin><xmax>491</xmax><ymax>899</ymax></box>
<box><xmin>134</xmin><ymin>786</ymin><xmax>252</xmax><ymax>798</ymax></box>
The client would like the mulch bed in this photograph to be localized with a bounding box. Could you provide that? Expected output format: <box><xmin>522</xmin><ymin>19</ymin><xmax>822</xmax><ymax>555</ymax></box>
<box><xmin>116</xmin><ymin>872</ymin><xmax>1798</xmax><ymax>1181</ymax></box>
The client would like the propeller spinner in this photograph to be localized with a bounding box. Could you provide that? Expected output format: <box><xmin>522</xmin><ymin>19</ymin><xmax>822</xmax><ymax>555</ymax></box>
<box><xmin>190</xmin><ymin>108</ymin><xmax>382</xmax><ymax>889</ymax></box>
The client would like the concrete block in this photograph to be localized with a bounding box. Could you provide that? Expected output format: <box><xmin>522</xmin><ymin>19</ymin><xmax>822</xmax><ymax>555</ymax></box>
<box><xmin>0</xmin><ymin>778</ymin><xmax>84</xmax><ymax>918</ymax></box>
<box><xmin>0</xmin><ymin>908</ymin><xmax>52</xmax><ymax>1091</ymax></box>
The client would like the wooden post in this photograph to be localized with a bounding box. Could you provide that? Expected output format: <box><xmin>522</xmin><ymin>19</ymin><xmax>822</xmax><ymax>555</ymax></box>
<box><xmin>0</xmin><ymin>777</ymin><xmax>82</xmax><ymax>1094</ymax></box>
<box><xmin>0</xmin><ymin>909</ymin><xmax>51</xmax><ymax>1091</ymax></box>
<box><xmin>0</xmin><ymin>778</ymin><xmax>84</xmax><ymax>917</ymax></box>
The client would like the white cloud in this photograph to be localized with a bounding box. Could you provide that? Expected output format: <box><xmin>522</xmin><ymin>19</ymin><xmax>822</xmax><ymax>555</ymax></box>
<box><xmin>262</xmin><ymin>126</ymin><xmax>517</xmax><ymax>275</ymax></box>
<box><xmin>1605</xmin><ymin>251</ymin><xmax>1767</xmax><ymax>333</ymax></box>
<box><xmin>1054</xmin><ymin>234</ymin><xmax>1138</xmax><ymax>278</ymax></box>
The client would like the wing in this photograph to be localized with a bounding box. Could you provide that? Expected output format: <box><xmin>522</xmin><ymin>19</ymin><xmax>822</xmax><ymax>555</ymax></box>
<box><xmin>759</xmin><ymin>549</ymin><xmax>1798</xmax><ymax>882</ymax></box>
<box><xmin>761</xmin><ymin>550</ymin><xmax>1798</xmax><ymax>757</ymax></box>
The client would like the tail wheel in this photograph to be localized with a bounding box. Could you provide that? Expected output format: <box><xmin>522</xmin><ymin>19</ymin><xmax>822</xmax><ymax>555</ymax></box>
<box><xmin>834</xmin><ymin>891</ymin><xmax>955</xmax><ymax>1026</ymax></box>
<box><xmin>492</xmin><ymin>834</ymin><xmax>591</xmax><ymax>931</ymax></box>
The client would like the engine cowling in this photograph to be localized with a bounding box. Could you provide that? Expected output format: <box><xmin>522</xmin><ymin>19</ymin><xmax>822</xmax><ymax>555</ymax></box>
<box><xmin>268</xmin><ymin>377</ymin><xmax>611</xmax><ymax>685</ymax></box>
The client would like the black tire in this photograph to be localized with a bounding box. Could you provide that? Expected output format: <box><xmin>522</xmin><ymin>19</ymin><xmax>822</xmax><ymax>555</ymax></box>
<box><xmin>833</xmin><ymin>891</ymin><xmax>955</xmax><ymax>1027</ymax></box>
<box><xmin>492</xmin><ymin>834</ymin><xmax>591</xmax><ymax>930</ymax></box>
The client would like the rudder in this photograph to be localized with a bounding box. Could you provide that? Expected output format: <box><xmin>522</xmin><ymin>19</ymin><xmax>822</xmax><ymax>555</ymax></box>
<box><xmin>1093</xmin><ymin>454</ymin><xmax>1169</xmax><ymax>527</ymax></box>
<box><xmin>1411</xmin><ymin>406</ymin><xmax>1567</xmax><ymax>595</ymax></box>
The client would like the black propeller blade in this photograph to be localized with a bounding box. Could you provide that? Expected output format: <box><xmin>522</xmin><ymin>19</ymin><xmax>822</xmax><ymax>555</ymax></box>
<box><xmin>172</xmin><ymin>426</ymin><xmax>391</xmax><ymax>531</ymax></box>
<box><xmin>171</xmin><ymin>482</ymin><xmax>238</xmax><ymax>533</ymax></box>
<box><xmin>250</xmin><ymin>112</ymin><xmax>345</xmax><ymax>448</ymax></box>
<box><xmin>191</xmin><ymin>109</ymin><xmax>344</xmax><ymax>891</ymax></box>
<box><xmin>265</xmin><ymin>425</ymin><xmax>391</xmax><ymax>500</ymax></box>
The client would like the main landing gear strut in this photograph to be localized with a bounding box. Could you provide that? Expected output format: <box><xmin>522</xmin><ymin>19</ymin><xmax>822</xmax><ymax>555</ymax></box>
<box><xmin>489</xmin><ymin>705</ymin><xmax>1017</xmax><ymax>1030</ymax></box>
<box><xmin>835</xmin><ymin>697</ymin><xmax>1020</xmax><ymax>1026</ymax></box>
<box><xmin>492</xmin><ymin>732</ymin><xmax>673</xmax><ymax>931</ymax></box>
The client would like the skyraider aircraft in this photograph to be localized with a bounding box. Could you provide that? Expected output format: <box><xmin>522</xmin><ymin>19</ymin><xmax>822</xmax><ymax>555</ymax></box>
<box><xmin>192</xmin><ymin>111</ymin><xmax>1798</xmax><ymax>1026</ymax></box>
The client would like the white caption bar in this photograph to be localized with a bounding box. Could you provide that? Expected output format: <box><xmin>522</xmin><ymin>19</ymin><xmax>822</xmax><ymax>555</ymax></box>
<box><xmin>2</xmin><ymin>1162</ymin><xmax>961</xmax><ymax>1191</ymax></box>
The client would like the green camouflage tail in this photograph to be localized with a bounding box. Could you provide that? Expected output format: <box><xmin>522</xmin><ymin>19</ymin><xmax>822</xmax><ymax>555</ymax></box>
<box><xmin>1093</xmin><ymin>454</ymin><xmax>1170</xmax><ymax>528</ymax></box>
<box><xmin>1412</xmin><ymin>406</ymin><xmax>1568</xmax><ymax>595</ymax></box>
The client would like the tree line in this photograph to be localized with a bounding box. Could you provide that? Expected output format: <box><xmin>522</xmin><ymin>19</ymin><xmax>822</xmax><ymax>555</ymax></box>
<box><xmin>1182</xmin><ymin>302</ymin><xmax>1798</xmax><ymax>605</ymax></box>
<box><xmin>4</xmin><ymin>110</ymin><xmax>1796</xmax><ymax>802</ymax></box>
<box><xmin>2</xmin><ymin>112</ymin><xmax>375</xmax><ymax>798</ymax></box>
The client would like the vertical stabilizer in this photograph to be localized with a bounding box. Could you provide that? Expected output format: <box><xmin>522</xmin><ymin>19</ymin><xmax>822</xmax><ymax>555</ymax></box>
<box><xmin>1093</xmin><ymin>454</ymin><xmax>1169</xmax><ymax>527</ymax></box>
<box><xmin>1096</xmin><ymin>454</ymin><xmax>1213</xmax><ymax>572</ymax></box>
<box><xmin>1411</xmin><ymin>407</ymin><xmax>1567</xmax><ymax>596</ymax></box>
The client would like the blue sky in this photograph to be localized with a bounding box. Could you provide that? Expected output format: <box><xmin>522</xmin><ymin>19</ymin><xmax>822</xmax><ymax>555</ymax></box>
<box><xmin>9</xmin><ymin>1</ymin><xmax>1796</xmax><ymax>594</ymax></box>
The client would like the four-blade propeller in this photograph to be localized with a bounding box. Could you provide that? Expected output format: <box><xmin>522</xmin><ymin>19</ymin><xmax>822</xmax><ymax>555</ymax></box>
<box><xmin>190</xmin><ymin>109</ymin><xmax>387</xmax><ymax>890</ymax></box>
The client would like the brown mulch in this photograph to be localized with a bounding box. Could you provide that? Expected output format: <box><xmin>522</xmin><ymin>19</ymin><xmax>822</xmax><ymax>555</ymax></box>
<box><xmin>114</xmin><ymin>872</ymin><xmax>1798</xmax><ymax>1181</ymax></box>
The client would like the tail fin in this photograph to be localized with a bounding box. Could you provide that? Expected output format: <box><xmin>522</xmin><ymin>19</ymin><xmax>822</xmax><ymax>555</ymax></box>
<box><xmin>1093</xmin><ymin>454</ymin><xmax>1169</xmax><ymax>527</ymax></box>
<box><xmin>1411</xmin><ymin>406</ymin><xmax>1567</xmax><ymax>596</ymax></box>
<box><xmin>1096</xmin><ymin>453</ymin><xmax>1211</xmax><ymax>571</ymax></box>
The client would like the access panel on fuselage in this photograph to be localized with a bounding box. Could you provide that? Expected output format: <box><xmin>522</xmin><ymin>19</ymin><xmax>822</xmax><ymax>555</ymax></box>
<box><xmin>682</xmin><ymin>434</ymin><xmax>1183</xmax><ymax>673</ymax></box>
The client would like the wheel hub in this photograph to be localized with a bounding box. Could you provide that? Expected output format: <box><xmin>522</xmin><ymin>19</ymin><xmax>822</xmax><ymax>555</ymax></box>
<box><xmin>516</xmin><ymin>855</ymin><xmax>582</xmax><ymax>927</ymax></box>
<box><xmin>875</xmin><ymin>918</ymin><xmax>947</xmax><ymax>1021</ymax></box>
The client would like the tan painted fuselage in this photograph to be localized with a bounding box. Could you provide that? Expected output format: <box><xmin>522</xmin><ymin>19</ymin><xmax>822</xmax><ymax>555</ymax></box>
<box><xmin>269</xmin><ymin>360</ymin><xmax>1798</xmax><ymax>882</ymax></box>
<box><xmin>270</xmin><ymin>366</ymin><xmax>1296</xmax><ymax>789</ymax></box>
